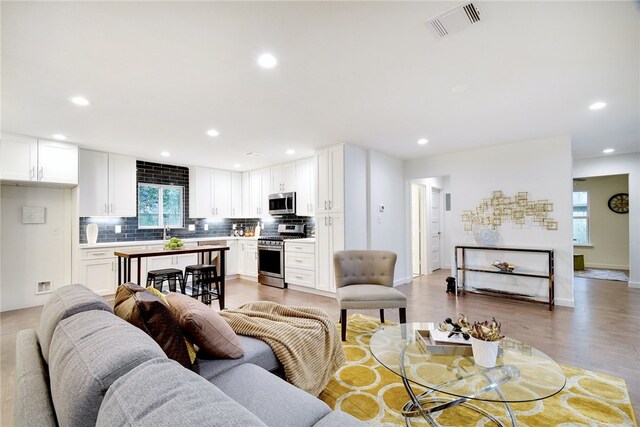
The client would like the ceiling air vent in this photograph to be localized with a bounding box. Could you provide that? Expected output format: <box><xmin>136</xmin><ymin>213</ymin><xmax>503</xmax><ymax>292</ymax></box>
<box><xmin>426</xmin><ymin>2</ymin><xmax>482</xmax><ymax>39</ymax></box>
<box><xmin>244</xmin><ymin>152</ymin><xmax>262</xmax><ymax>158</ymax></box>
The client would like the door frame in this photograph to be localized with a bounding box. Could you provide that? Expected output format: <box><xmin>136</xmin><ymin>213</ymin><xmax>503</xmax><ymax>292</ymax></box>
<box><xmin>411</xmin><ymin>183</ymin><xmax>427</xmax><ymax>277</ymax></box>
<box><xmin>429</xmin><ymin>186</ymin><xmax>443</xmax><ymax>272</ymax></box>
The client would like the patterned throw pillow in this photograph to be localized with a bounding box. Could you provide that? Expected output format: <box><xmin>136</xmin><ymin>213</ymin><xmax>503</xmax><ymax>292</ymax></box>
<box><xmin>114</xmin><ymin>283</ymin><xmax>192</xmax><ymax>369</ymax></box>
<box><xmin>146</xmin><ymin>286</ymin><xmax>197</xmax><ymax>364</ymax></box>
<box><xmin>166</xmin><ymin>292</ymin><xmax>244</xmax><ymax>359</ymax></box>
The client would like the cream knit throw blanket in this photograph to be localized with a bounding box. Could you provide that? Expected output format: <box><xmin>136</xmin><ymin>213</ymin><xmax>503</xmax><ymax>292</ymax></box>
<box><xmin>220</xmin><ymin>301</ymin><xmax>346</xmax><ymax>396</ymax></box>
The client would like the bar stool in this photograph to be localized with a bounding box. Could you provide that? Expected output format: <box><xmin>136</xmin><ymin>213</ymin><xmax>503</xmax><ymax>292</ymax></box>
<box><xmin>184</xmin><ymin>264</ymin><xmax>221</xmax><ymax>308</ymax></box>
<box><xmin>146</xmin><ymin>268</ymin><xmax>185</xmax><ymax>294</ymax></box>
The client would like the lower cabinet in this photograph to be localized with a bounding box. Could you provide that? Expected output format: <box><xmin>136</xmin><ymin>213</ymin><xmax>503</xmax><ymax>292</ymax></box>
<box><xmin>237</xmin><ymin>240</ymin><xmax>258</xmax><ymax>278</ymax></box>
<box><xmin>80</xmin><ymin>246</ymin><xmax>145</xmax><ymax>295</ymax></box>
<box><xmin>285</xmin><ymin>241</ymin><xmax>315</xmax><ymax>288</ymax></box>
<box><xmin>315</xmin><ymin>213</ymin><xmax>344</xmax><ymax>293</ymax></box>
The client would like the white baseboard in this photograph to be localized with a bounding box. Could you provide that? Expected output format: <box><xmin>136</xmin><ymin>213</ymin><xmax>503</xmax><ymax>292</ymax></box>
<box><xmin>629</xmin><ymin>280</ymin><xmax>640</xmax><ymax>289</ymax></box>
<box><xmin>394</xmin><ymin>276</ymin><xmax>412</xmax><ymax>287</ymax></box>
<box><xmin>585</xmin><ymin>263</ymin><xmax>629</xmax><ymax>270</ymax></box>
<box><xmin>555</xmin><ymin>298</ymin><xmax>574</xmax><ymax>308</ymax></box>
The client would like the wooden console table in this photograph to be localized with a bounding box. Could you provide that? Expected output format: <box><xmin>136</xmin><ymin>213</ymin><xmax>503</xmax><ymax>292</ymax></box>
<box><xmin>454</xmin><ymin>245</ymin><xmax>555</xmax><ymax>311</ymax></box>
<box><xmin>114</xmin><ymin>245</ymin><xmax>229</xmax><ymax>308</ymax></box>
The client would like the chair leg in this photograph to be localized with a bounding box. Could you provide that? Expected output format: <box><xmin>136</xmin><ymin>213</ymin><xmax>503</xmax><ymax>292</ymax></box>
<box><xmin>340</xmin><ymin>309</ymin><xmax>347</xmax><ymax>341</ymax></box>
<box><xmin>399</xmin><ymin>307</ymin><xmax>407</xmax><ymax>324</ymax></box>
<box><xmin>380</xmin><ymin>309</ymin><xmax>385</xmax><ymax>324</ymax></box>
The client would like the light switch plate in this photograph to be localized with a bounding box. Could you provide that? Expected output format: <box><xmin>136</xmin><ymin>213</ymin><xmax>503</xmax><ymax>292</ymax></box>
<box><xmin>188</xmin><ymin>224</ymin><xmax>196</xmax><ymax>231</ymax></box>
<box><xmin>204</xmin><ymin>224</ymin><xmax>209</xmax><ymax>231</ymax></box>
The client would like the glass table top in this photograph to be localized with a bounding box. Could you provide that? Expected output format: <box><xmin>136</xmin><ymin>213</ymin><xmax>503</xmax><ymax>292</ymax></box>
<box><xmin>369</xmin><ymin>322</ymin><xmax>567</xmax><ymax>404</ymax></box>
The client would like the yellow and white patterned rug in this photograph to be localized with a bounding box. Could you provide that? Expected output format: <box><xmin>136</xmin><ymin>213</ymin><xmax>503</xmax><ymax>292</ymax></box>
<box><xmin>319</xmin><ymin>314</ymin><xmax>637</xmax><ymax>426</ymax></box>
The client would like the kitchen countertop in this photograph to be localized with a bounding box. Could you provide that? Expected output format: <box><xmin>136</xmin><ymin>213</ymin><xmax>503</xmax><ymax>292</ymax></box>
<box><xmin>79</xmin><ymin>236</ymin><xmax>258</xmax><ymax>249</ymax></box>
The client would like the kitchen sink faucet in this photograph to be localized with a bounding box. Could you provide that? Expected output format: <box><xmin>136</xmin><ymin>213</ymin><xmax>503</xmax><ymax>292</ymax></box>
<box><xmin>163</xmin><ymin>224</ymin><xmax>170</xmax><ymax>241</ymax></box>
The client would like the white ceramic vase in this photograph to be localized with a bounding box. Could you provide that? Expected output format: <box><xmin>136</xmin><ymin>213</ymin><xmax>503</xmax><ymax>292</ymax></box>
<box><xmin>471</xmin><ymin>337</ymin><xmax>499</xmax><ymax>368</ymax></box>
<box><xmin>472</xmin><ymin>225</ymin><xmax>499</xmax><ymax>246</ymax></box>
<box><xmin>86</xmin><ymin>223</ymin><xmax>98</xmax><ymax>245</ymax></box>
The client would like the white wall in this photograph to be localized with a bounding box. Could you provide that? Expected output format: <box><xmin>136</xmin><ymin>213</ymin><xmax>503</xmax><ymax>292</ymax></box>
<box><xmin>573</xmin><ymin>153</ymin><xmax>640</xmax><ymax>288</ymax></box>
<box><xmin>344</xmin><ymin>144</ymin><xmax>368</xmax><ymax>250</ymax></box>
<box><xmin>1</xmin><ymin>185</ymin><xmax>73</xmax><ymax>311</ymax></box>
<box><xmin>573</xmin><ymin>174</ymin><xmax>629</xmax><ymax>269</ymax></box>
<box><xmin>405</xmin><ymin>135</ymin><xmax>575</xmax><ymax>306</ymax></box>
<box><xmin>368</xmin><ymin>150</ymin><xmax>409</xmax><ymax>285</ymax></box>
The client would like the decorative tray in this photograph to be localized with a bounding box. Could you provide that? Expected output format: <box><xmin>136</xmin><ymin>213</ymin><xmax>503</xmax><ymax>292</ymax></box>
<box><xmin>415</xmin><ymin>330</ymin><xmax>503</xmax><ymax>357</ymax></box>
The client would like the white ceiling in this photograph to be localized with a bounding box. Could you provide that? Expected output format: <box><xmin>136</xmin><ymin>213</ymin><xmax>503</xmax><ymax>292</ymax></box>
<box><xmin>2</xmin><ymin>1</ymin><xmax>639</xmax><ymax>171</ymax></box>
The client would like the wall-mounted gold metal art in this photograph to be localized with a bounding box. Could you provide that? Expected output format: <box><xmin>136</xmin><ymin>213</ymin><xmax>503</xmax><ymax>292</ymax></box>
<box><xmin>462</xmin><ymin>191</ymin><xmax>558</xmax><ymax>231</ymax></box>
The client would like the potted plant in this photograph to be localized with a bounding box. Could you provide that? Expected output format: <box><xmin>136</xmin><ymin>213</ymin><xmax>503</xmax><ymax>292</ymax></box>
<box><xmin>468</xmin><ymin>318</ymin><xmax>504</xmax><ymax>368</ymax></box>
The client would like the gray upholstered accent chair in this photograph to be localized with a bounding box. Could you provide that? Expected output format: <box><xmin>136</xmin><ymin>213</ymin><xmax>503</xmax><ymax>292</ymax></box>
<box><xmin>333</xmin><ymin>250</ymin><xmax>407</xmax><ymax>341</ymax></box>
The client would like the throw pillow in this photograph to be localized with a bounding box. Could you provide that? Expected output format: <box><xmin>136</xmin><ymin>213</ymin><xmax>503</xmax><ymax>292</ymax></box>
<box><xmin>146</xmin><ymin>286</ymin><xmax>197</xmax><ymax>364</ymax></box>
<box><xmin>166</xmin><ymin>292</ymin><xmax>244</xmax><ymax>359</ymax></box>
<box><xmin>114</xmin><ymin>283</ymin><xmax>192</xmax><ymax>368</ymax></box>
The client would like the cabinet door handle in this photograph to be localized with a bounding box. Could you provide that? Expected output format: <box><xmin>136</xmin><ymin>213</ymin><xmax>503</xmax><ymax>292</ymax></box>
<box><xmin>328</xmin><ymin>200</ymin><xmax>332</xmax><ymax>210</ymax></box>
<box><xmin>329</xmin><ymin>216</ymin><xmax>332</xmax><ymax>226</ymax></box>
<box><xmin>30</xmin><ymin>166</ymin><xmax>36</xmax><ymax>180</ymax></box>
<box><xmin>104</xmin><ymin>203</ymin><xmax>108</xmax><ymax>214</ymax></box>
<box><xmin>38</xmin><ymin>167</ymin><xmax>44</xmax><ymax>180</ymax></box>
<box><xmin>111</xmin><ymin>261</ymin><xmax>114</xmax><ymax>271</ymax></box>
<box><xmin>110</xmin><ymin>203</ymin><xmax>114</xmax><ymax>213</ymax></box>
<box><xmin>295</xmin><ymin>259</ymin><xmax>303</xmax><ymax>263</ymax></box>
<box><xmin>91</xmin><ymin>252</ymin><xmax>106</xmax><ymax>256</ymax></box>
<box><xmin>232</xmin><ymin>208</ymin><xmax>235</xmax><ymax>215</ymax></box>
<box><xmin>310</xmin><ymin>203</ymin><xmax>313</xmax><ymax>211</ymax></box>
<box><xmin>324</xmin><ymin>201</ymin><xmax>327</xmax><ymax>210</ymax></box>
<box><xmin>324</xmin><ymin>216</ymin><xmax>327</xmax><ymax>226</ymax></box>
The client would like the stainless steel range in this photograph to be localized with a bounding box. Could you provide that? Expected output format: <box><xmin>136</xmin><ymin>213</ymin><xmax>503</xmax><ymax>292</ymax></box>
<box><xmin>257</xmin><ymin>224</ymin><xmax>305</xmax><ymax>288</ymax></box>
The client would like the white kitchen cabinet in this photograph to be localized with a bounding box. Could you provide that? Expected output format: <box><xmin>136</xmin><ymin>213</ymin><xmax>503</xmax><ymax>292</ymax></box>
<box><xmin>79</xmin><ymin>150</ymin><xmax>136</xmax><ymax>217</ymax></box>
<box><xmin>315</xmin><ymin>213</ymin><xmax>344</xmax><ymax>293</ymax></box>
<box><xmin>270</xmin><ymin>162</ymin><xmax>296</xmax><ymax>193</ymax></box>
<box><xmin>241</xmin><ymin>172</ymin><xmax>250</xmax><ymax>218</ymax></box>
<box><xmin>249</xmin><ymin>168</ymin><xmax>270</xmax><ymax>217</ymax></box>
<box><xmin>189</xmin><ymin>167</ymin><xmax>232</xmax><ymax>218</ymax></box>
<box><xmin>285</xmin><ymin>240</ymin><xmax>315</xmax><ymax>288</ymax></box>
<box><xmin>80</xmin><ymin>246</ymin><xmax>144</xmax><ymax>295</ymax></box>
<box><xmin>316</xmin><ymin>145</ymin><xmax>343</xmax><ymax>213</ymax></box>
<box><xmin>225</xmin><ymin>240</ymin><xmax>239</xmax><ymax>276</ymax></box>
<box><xmin>237</xmin><ymin>240</ymin><xmax>258</xmax><ymax>278</ymax></box>
<box><xmin>0</xmin><ymin>134</ymin><xmax>78</xmax><ymax>185</ymax></box>
<box><xmin>295</xmin><ymin>157</ymin><xmax>315</xmax><ymax>216</ymax></box>
<box><xmin>230</xmin><ymin>172</ymin><xmax>243</xmax><ymax>218</ymax></box>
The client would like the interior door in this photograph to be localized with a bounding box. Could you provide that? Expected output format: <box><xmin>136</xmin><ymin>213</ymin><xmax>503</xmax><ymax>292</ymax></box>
<box><xmin>430</xmin><ymin>188</ymin><xmax>442</xmax><ymax>271</ymax></box>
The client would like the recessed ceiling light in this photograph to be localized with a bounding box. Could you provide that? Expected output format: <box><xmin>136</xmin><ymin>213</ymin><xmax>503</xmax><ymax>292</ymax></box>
<box><xmin>233</xmin><ymin>163</ymin><xmax>241</xmax><ymax>168</ymax></box>
<box><xmin>206</xmin><ymin>129</ymin><xmax>220</xmax><ymax>137</ymax></box>
<box><xmin>286</xmin><ymin>149</ymin><xmax>295</xmax><ymax>155</ymax></box>
<box><xmin>451</xmin><ymin>85</ymin><xmax>469</xmax><ymax>93</ymax></box>
<box><xmin>70</xmin><ymin>96</ymin><xmax>90</xmax><ymax>106</ymax></box>
<box><xmin>257</xmin><ymin>53</ymin><xmax>278</xmax><ymax>69</ymax></box>
<box><xmin>602</xmin><ymin>148</ymin><xmax>615</xmax><ymax>154</ymax></box>
<box><xmin>52</xmin><ymin>134</ymin><xmax>67</xmax><ymax>140</ymax></box>
<box><xmin>589</xmin><ymin>101</ymin><xmax>607</xmax><ymax>110</ymax></box>
<box><xmin>417</xmin><ymin>139</ymin><xmax>429</xmax><ymax>145</ymax></box>
<box><xmin>160</xmin><ymin>151</ymin><xmax>170</xmax><ymax>157</ymax></box>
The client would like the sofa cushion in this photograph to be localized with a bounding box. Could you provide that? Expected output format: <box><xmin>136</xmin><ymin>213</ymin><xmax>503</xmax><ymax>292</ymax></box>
<box><xmin>114</xmin><ymin>282</ymin><xmax>191</xmax><ymax>368</ymax></box>
<box><xmin>48</xmin><ymin>310</ymin><xmax>167</xmax><ymax>427</ymax></box>
<box><xmin>166</xmin><ymin>292</ymin><xmax>244</xmax><ymax>359</ymax></box>
<box><xmin>211</xmin><ymin>363</ymin><xmax>331</xmax><ymax>426</ymax></box>
<box><xmin>96</xmin><ymin>358</ymin><xmax>267</xmax><ymax>427</ymax></box>
<box><xmin>195</xmin><ymin>334</ymin><xmax>280</xmax><ymax>381</ymax></box>
<box><xmin>37</xmin><ymin>283</ymin><xmax>113</xmax><ymax>363</ymax></box>
<box><xmin>14</xmin><ymin>329</ymin><xmax>57</xmax><ymax>427</ymax></box>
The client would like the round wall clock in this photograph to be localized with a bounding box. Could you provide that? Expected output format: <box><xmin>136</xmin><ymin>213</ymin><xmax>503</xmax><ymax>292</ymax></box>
<box><xmin>607</xmin><ymin>193</ymin><xmax>629</xmax><ymax>214</ymax></box>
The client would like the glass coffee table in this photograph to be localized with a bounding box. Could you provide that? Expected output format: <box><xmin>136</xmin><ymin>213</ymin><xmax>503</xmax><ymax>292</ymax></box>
<box><xmin>370</xmin><ymin>322</ymin><xmax>566</xmax><ymax>427</ymax></box>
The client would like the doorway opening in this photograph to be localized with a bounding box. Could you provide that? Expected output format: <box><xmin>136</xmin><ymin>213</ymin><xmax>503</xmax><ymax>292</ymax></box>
<box><xmin>411</xmin><ymin>176</ymin><xmax>450</xmax><ymax>279</ymax></box>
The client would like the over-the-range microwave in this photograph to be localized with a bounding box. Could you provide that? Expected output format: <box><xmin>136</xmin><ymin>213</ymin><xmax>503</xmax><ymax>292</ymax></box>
<box><xmin>268</xmin><ymin>192</ymin><xmax>296</xmax><ymax>215</ymax></box>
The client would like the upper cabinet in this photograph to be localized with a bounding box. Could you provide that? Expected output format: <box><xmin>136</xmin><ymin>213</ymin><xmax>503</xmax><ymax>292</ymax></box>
<box><xmin>316</xmin><ymin>145</ymin><xmax>344</xmax><ymax>213</ymax></box>
<box><xmin>189</xmin><ymin>167</ymin><xmax>232</xmax><ymax>218</ymax></box>
<box><xmin>249</xmin><ymin>167</ymin><xmax>270</xmax><ymax>217</ymax></box>
<box><xmin>296</xmin><ymin>157</ymin><xmax>315</xmax><ymax>216</ymax></box>
<box><xmin>270</xmin><ymin>162</ymin><xmax>296</xmax><ymax>193</ymax></box>
<box><xmin>0</xmin><ymin>134</ymin><xmax>78</xmax><ymax>185</ymax></box>
<box><xmin>79</xmin><ymin>150</ymin><xmax>136</xmax><ymax>217</ymax></box>
<box><xmin>230</xmin><ymin>171</ymin><xmax>243</xmax><ymax>218</ymax></box>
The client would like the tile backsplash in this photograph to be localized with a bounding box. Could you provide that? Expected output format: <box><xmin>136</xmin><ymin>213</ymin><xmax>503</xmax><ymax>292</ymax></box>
<box><xmin>79</xmin><ymin>160</ymin><xmax>315</xmax><ymax>244</ymax></box>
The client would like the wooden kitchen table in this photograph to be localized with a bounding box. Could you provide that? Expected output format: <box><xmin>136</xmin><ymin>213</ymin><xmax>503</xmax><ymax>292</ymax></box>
<box><xmin>114</xmin><ymin>245</ymin><xmax>230</xmax><ymax>308</ymax></box>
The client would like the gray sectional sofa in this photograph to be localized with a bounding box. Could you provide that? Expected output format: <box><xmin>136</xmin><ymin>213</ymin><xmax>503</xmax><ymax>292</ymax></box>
<box><xmin>15</xmin><ymin>284</ymin><xmax>365</xmax><ymax>426</ymax></box>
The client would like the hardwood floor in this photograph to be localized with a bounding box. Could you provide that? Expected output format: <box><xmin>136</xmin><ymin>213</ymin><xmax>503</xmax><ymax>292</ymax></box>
<box><xmin>1</xmin><ymin>271</ymin><xmax>638</xmax><ymax>425</ymax></box>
